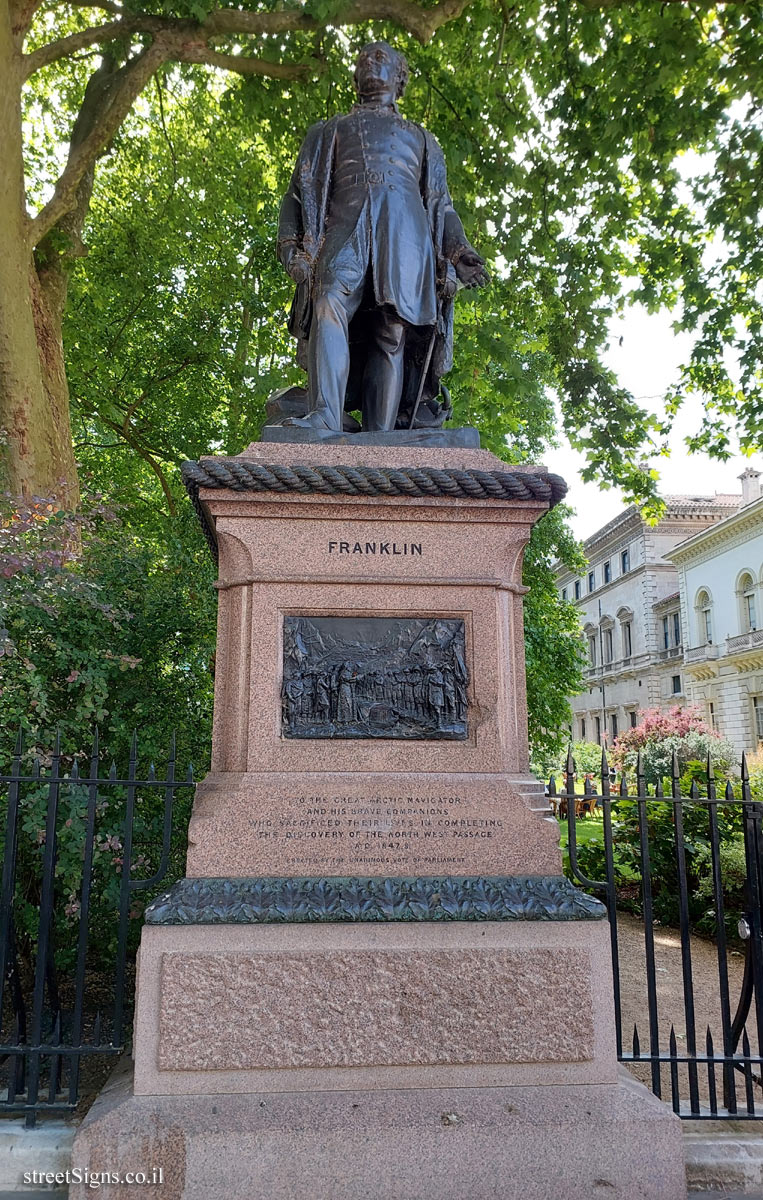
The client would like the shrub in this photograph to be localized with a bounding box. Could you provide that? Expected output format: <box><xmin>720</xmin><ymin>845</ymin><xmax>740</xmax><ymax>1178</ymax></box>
<box><xmin>541</xmin><ymin>740</ymin><xmax>604</xmax><ymax>787</ymax></box>
<box><xmin>611</xmin><ymin>706</ymin><xmax>737</xmax><ymax>785</ymax></box>
<box><xmin>565</xmin><ymin>715</ymin><xmax>744</xmax><ymax>929</ymax></box>
<box><xmin>695</xmin><ymin>834</ymin><xmax>748</xmax><ymax>941</ymax></box>
<box><xmin>567</xmin><ymin>783</ymin><xmax>744</xmax><ymax>929</ymax></box>
<box><xmin>0</xmin><ymin>493</ymin><xmax>216</xmax><ymax>970</ymax></box>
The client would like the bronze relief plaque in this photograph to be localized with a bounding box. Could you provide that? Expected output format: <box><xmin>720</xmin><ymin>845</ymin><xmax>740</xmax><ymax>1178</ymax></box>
<box><xmin>282</xmin><ymin>616</ymin><xmax>468</xmax><ymax>740</ymax></box>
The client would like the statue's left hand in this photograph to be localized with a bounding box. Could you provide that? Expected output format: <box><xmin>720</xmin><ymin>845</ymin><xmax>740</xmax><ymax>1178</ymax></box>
<box><xmin>288</xmin><ymin>252</ymin><xmax>312</xmax><ymax>286</ymax></box>
<box><xmin>455</xmin><ymin>250</ymin><xmax>489</xmax><ymax>289</ymax></box>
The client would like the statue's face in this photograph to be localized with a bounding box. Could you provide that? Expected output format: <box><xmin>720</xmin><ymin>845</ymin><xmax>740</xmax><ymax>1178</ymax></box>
<box><xmin>354</xmin><ymin>43</ymin><xmax>399</xmax><ymax>97</ymax></box>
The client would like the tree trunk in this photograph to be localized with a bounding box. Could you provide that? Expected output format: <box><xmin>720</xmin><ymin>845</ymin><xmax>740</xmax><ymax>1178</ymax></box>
<box><xmin>0</xmin><ymin>1</ymin><xmax>79</xmax><ymax>507</ymax></box>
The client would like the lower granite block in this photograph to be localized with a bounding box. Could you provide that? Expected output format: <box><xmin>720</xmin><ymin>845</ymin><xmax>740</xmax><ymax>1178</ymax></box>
<box><xmin>71</xmin><ymin>1061</ymin><xmax>687</xmax><ymax>1200</ymax></box>
<box><xmin>133</xmin><ymin>919</ymin><xmax>617</xmax><ymax>1095</ymax></box>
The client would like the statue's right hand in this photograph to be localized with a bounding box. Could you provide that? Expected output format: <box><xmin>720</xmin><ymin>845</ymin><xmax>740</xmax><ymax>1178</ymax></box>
<box><xmin>288</xmin><ymin>253</ymin><xmax>312</xmax><ymax>285</ymax></box>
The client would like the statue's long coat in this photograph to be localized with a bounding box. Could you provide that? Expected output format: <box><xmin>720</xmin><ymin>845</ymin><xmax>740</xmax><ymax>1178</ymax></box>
<box><xmin>277</xmin><ymin>114</ymin><xmax>475</xmax><ymax>412</ymax></box>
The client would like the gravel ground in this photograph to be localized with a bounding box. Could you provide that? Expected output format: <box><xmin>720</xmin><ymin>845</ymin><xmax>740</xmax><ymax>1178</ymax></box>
<box><xmin>616</xmin><ymin>911</ymin><xmax>757</xmax><ymax>1110</ymax></box>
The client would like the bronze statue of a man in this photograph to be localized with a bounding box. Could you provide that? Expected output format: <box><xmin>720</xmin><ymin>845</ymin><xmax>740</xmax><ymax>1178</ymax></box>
<box><xmin>277</xmin><ymin>42</ymin><xmax>488</xmax><ymax>434</ymax></box>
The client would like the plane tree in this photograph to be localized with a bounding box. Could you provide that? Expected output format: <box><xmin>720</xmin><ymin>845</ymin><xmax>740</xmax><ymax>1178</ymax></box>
<box><xmin>2</xmin><ymin>0</ymin><xmax>762</xmax><ymax>510</ymax></box>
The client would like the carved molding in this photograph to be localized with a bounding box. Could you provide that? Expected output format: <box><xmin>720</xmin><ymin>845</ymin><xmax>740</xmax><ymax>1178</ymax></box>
<box><xmin>216</xmin><ymin>529</ymin><xmax>254</xmax><ymax>577</ymax></box>
<box><xmin>182</xmin><ymin>460</ymin><xmax>567</xmax><ymax>561</ymax></box>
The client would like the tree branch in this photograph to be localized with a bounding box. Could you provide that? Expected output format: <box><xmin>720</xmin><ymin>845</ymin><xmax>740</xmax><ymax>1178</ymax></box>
<box><xmin>22</xmin><ymin>15</ymin><xmax>187</xmax><ymax>77</ymax></box>
<box><xmin>169</xmin><ymin>43</ymin><xmax>315</xmax><ymax>78</ymax></box>
<box><xmin>25</xmin><ymin>0</ymin><xmax>473</xmax><ymax>75</ymax></box>
<box><xmin>23</xmin><ymin>0</ymin><xmax>477</xmax><ymax>248</ymax></box>
<box><xmin>28</xmin><ymin>42</ymin><xmax>168</xmax><ymax>247</ymax></box>
<box><xmin>24</xmin><ymin>0</ymin><xmax>473</xmax><ymax>82</ymax></box>
<box><xmin>204</xmin><ymin>0</ymin><xmax>474</xmax><ymax>44</ymax></box>
<box><xmin>121</xmin><ymin>356</ymin><xmax>202</xmax><ymax>429</ymax></box>
<box><xmin>10</xmin><ymin>0</ymin><xmax>45</xmax><ymax>40</ymax></box>
<box><xmin>203</xmin><ymin>7</ymin><xmax>317</xmax><ymax>38</ymax></box>
<box><xmin>576</xmin><ymin>0</ymin><xmax>715</xmax><ymax>8</ymax></box>
<box><xmin>100</xmin><ymin>416</ymin><xmax>178</xmax><ymax>514</ymax></box>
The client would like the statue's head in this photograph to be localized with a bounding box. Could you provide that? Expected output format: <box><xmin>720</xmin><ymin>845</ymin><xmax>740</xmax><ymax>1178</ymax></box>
<box><xmin>354</xmin><ymin>42</ymin><xmax>409</xmax><ymax>101</ymax></box>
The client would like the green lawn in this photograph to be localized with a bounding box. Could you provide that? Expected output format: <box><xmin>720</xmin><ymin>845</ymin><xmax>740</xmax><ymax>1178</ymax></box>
<box><xmin>557</xmin><ymin>816</ymin><xmax>640</xmax><ymax>885</ymax></box>
<box><xmin>558</xmin><ymin>817</ymin><xmax>604</xmax><ymax>851</ymax></box>
<box><xmin>558</xmin><ymin>816</ymin><xmax>604</xmax><ymax>875</ymax></box>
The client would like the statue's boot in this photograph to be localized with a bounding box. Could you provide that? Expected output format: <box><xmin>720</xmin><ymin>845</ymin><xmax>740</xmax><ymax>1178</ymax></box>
<box><xmin>282</xmin><ymin>409</ymin><xmax>338</xmax><ymax>431</ymax></box>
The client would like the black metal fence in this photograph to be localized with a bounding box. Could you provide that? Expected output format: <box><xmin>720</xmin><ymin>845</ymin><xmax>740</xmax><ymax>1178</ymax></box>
<box><xmin>2</xmin><ymin>728</ymin><xmax>762</xmax><ymax>1125</ymax></box>
<box><xmin>550</xmin><ymin>748</ymin><xmax>763</xmax><ymax>1119</ymax></box>
<box><xmin>0</xmin><ymin>730</ymin><xmax>193</xmax><ymax>1126</ymax></box>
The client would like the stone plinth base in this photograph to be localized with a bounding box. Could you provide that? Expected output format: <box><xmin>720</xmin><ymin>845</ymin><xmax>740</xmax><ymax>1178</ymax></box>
<box><xmin>132</xmin><ymin>918</ymin><xmax>615</xmax><ymax>1097</ymax></box>
<box><xmin>71</xmin><ymin>1062</ymin><xmax>686</xmax><ymax>1200</ymax></box>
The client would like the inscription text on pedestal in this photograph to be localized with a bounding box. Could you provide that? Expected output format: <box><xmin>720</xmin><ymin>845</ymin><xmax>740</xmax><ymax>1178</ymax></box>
<box><xmin>282</xmin><ymin>616</ymin><xmax>468</xmax><ymax>740</ymax></box>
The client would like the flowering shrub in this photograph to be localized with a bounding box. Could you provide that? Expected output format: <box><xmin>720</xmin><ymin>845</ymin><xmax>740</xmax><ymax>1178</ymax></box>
<box><xmin>611</xmin><ymin>706</ymin><xmax>737</xmax><ymax>785</ymax></box>
<box><xmin>571</xmin><ymin>708</ymin><xmax>742</xmax><ymax>931</ymax></box>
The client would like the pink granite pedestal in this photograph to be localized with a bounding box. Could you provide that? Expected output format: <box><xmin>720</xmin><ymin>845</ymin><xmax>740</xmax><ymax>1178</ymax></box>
<box><xmin>70</xmin><ymin>443</ymin><xmax>686</xmax><ymax>1198</ymax></box>
<box><xmin>187</xmin><ymin>442</ymin><xmax>560</xmax><ymax>880</ymax></box>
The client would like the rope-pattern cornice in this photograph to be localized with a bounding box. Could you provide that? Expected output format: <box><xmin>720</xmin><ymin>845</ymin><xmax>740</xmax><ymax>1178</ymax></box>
<box><xmin>181</xmin><ymin>458</ymin><xmax>567</xmax><ymax>561</ymax></box>
<box><xmin>183</xmin><ymin>458</ymin><xmax>566</xmax><ymax>502</ymax></box>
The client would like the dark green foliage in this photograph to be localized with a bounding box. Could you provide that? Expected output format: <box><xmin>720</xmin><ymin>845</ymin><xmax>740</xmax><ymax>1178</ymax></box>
<box><xmin>0</xmin><ymin>494</ymin><xmax>215</xmax><ymax>765</ymax></box>
<box><xmin>573</xmin><ymin>789</ymin><xmax>746</xmax><ymax>938</ymax></box>
<box><xmin>523</xmin><ymin>506</ymin><xmax>587</xmax><ymax>771</ymax></box>
<box><xmin>0</xmin><ymin>492</ymin><xmax>215</xmax><ymax>966</ymax></box>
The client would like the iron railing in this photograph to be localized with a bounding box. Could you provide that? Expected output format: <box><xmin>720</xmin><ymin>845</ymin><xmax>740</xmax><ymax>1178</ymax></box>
<box><xmin>549</xmin><ymin>749</ymin><xmax>763</xmax><ymax>1119</ymax></box>
<box><xmin>0</xmin><ymin>730</ymin><xmax>193</xmax><ymax>1126</ymax></box>
<box><xmin>3</xmin><ymin>727</ymin><xmax>761</xmax><ymax>1125</ymax></box>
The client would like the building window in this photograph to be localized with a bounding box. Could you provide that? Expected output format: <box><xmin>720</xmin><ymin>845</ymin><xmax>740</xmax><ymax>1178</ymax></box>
<box><xmin>561</xmin><ymin>587</ymin><xmax>567</xmax><ymax>602</ymax></box>
<box><xmin>603</xmin><ymin>560</ymin><xmax>611</xmax><ymax>584</ymax></box>
<box><xmin>629</xmin><ymin>710</ymin><xmax>637</xmax><ymax>728</ymax></box>
<box><xmin>574</xmin><ymin>580</ymin><xmax>581</xmax><ymax>600</ymax></box>
<box><xmin>588</xmin><ymin>636</ymin><xmax>597</xmax><ymax>666</ymax></box>
<box><xmin>621</xmin><ymin>548</ymin><xmax>630</xmax><ymax>574</ymax></box>
<box><xmin>696</xmin><ymin>590</ymin><xmax>713</xmax><ymax>644</ymax></box>
<box><xmin>622</xmin><ymin>621</ymin><xmax>632</xmax><ymax>657</ymax></box>
<box><xmin>662</xmin><ymin>610</ymin><xmax>681</xmax><ymax>649</ymax></box>
<box><xmin>611</xmin><ymin>714</ymin><xmax>618</xmax><ymax>741</ymax></box>
<box><xmin>604</xmin><ymin>628</ymin><xmax>613</xmax><ymax>663</ymax></box>
<box><xmin>740</xmin><ymin>573</ymin><xmax>757</xmax><ymax>632</ymax></box>
<box><xmin>595</xmin><ymin>716</ymin><xmax>601</xmax><ymax>744</ymax></box>
<box><xmin>754</xmin><ymin>697</ymin><xmax>763</xmax><ymax>744</ymax></box>
<box><xmin>580</xmin><ymin>717</ymin><xmax>587</xmax><ymax>740</ymax></box>
<box><xmin>672</xmin><ymin>674</ymin><xmax>681</xmax><ymax>695</ymax></box>
<box><xmin>588</xmin><ymin>571</ymin><xmax>595</xmax><ymax>593</ymax></box>
<box><xmin>708</xmin><ymin>702</ymin><xmax>716</xmax><ymax>730</ymax></box>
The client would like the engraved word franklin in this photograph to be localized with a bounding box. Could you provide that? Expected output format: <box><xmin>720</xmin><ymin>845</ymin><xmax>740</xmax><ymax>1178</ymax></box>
<box><xmin>328</xmin><ymin>540</ymin><xmax>423</xmax><ymax>556</ymax></box>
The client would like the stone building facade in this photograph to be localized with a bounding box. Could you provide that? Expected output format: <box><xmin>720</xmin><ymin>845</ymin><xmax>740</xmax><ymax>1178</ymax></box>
<box><xmin>668</xmin><ymin>469</ymin><xmax>763</xmax><ymax>753</ymax></box>
<box><xmin>555</xmin><ymin>494</ymin><xmax>741</xmax><ymax>747</ymax></box>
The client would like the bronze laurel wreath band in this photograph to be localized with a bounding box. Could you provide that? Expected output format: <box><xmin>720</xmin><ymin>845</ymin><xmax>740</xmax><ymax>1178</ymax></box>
<box><xmin>146</xmin><ymin>874</ymin><xmax>605</xmax><ymax>925</ymax></box>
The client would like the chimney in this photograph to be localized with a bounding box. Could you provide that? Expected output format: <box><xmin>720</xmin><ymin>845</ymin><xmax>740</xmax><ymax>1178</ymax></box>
<box><xmin>739</xmin><ymin>467</ymin><xmax>762</xmax><ymax>505</ymax></box>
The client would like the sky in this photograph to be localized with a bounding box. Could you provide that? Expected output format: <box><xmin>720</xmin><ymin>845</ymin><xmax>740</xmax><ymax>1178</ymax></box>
<box><xmin>543</xmin><ymin>306</ymin><xmax>752</xmax><ymax>542</ymax></box>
